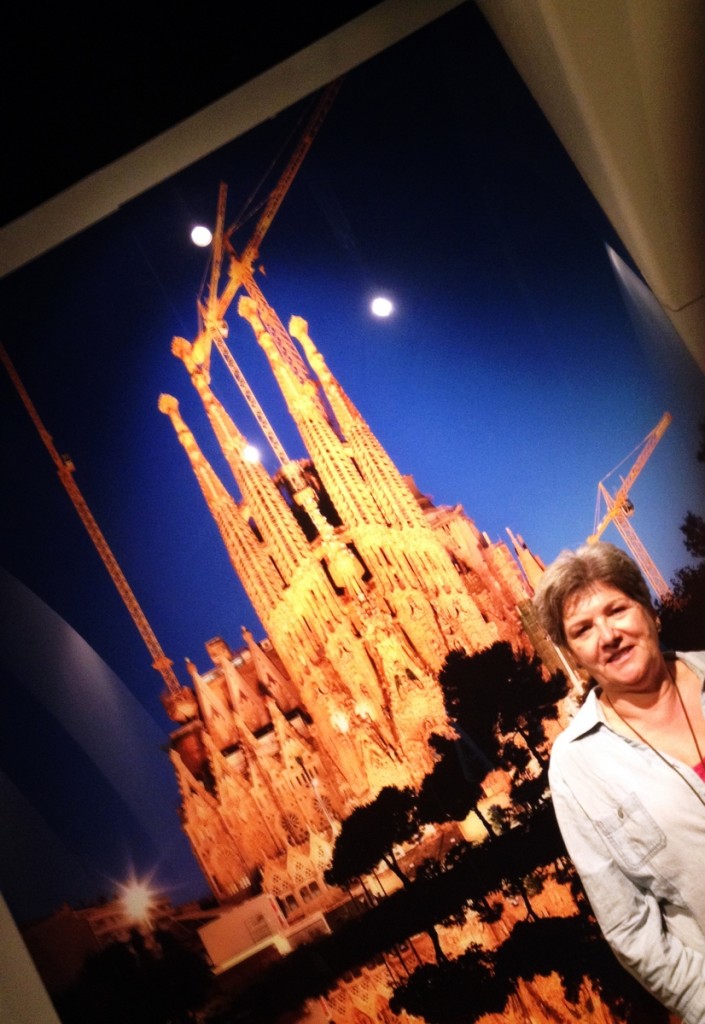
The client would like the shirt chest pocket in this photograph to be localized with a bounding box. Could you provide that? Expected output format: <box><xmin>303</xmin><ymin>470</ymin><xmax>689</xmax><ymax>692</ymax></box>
<box><xmin>595</xmin><ymin>792</ymin><xmax>666</xmax><ymax>871</ymax></box>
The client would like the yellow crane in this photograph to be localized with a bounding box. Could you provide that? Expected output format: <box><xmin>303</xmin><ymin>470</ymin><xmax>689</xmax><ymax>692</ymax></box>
<box><xmin>587</xmin><ymin>412</ymin><xmax>672</xmax><ymax>602</ymax></box>
<box><xmin>0</xmin><ymin>83</ymin><xmax>343</xmax><ymax>720</ymax></box>
<box><xmin>191</xmin><ymin>76</ymin><xmax>343</xmax><ymax>376</ymax></box>
<box><xmin>0</xmin><ymin>343</ymin><xmax>197</xmax><ymax>720</ymax></box>
<box><xmin>188</xmin><ymin>77</ymin><xmax>344</xmax><ymax>475</ymax></box>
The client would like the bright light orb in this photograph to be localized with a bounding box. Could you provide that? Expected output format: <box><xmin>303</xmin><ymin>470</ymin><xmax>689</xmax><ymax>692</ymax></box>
<box><xmin>242</xmin><ymin>444</ymin><xmax>261</xmax><ymax>464</ymax></box>
<box><xmin>191</xmin><ymin>225</ymin><xmax>213</xmax><ymax>247</ymax></box>
<box><xmin>370</xmin><ymin>295</ymin><xmax>394</xmax><ymax>318</ymax></box>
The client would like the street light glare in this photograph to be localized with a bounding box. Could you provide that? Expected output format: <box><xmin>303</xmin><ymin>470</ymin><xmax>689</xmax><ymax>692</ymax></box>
<box><xmin>119</xmin><ymin>879</ymin><xmax>156</xmax><ymax>924</ymax></box>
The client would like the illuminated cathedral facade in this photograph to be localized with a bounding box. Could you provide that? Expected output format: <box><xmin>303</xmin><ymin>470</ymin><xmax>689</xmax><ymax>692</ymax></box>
<box><xmin>156</xmin><ymin>281</ymin><xmax>548</xmax><ymax>918</ymax></box>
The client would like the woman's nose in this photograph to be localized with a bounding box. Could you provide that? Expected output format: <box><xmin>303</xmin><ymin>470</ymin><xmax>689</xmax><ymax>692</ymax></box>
<box><xmin>595</xmin><ymin>617</ymin><xmax>618</xmax><ymax>642</ymax></box>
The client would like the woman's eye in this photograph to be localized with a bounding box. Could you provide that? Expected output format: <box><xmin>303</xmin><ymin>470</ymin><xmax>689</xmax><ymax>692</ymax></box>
<box><xmin>571</xmin><ymin>624</ymin><xmax>589</xmax><ymax>638</ymax></box>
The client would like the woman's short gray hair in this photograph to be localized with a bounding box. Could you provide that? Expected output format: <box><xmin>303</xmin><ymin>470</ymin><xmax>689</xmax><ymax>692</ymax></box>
<box><xmin>532</xmin><ymin>541</ymin><xmax>654</xmax><ymax>646</ymax></box>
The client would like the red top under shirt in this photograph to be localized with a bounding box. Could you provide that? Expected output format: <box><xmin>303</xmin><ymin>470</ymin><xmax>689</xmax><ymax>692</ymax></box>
<box><xmin>694</xmin><ymin>758</ymin><xmax>705</xmax><ymax>782</ymax></box>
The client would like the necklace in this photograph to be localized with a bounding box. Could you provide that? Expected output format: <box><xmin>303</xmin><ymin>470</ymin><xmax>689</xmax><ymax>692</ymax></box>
<box><xmin>674</xmin><ymin>675</ymin><xmax>705</xmax><ymax>765</ymax></box>
<box><xmin>604</xmin><ymin>667</ymin><xmax>705</xmax><ymax>807</ymax></box>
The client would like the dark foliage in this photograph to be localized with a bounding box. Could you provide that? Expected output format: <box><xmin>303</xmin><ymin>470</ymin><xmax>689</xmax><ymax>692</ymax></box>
<box><xmin>416</xmin><ymin>733</ymin><xmax>496</xmax><ymax>837</ymax></box>
<box><xmin>438</xmin><ymin>641</ymin><xmax>569</xmax><ymax>771</ymax></box>
<box><xmin>323</xmin><ymin>785</ymin><xmax>420</xmax><ymax>888</ymax></box>
<box><xmin>438</xmin><ymin>646</ymin><xmax>506</xmax><ymax>762</ymax></box>
<box><xmin>391</xmin><ymin>910</ymin><xmax>668</xmax><ymax>1024</ymax></box>
<box><xmin>660</xmin><ymin>417</ymin><xmax>705</xmax><ymax>649</ymax></box>
<box><xmin>503</xmin><ymin>916</ymin><xmax>667</xmax><ymax>1023</ymax></box>
<box><xmin>660</xmin><ymin>561</ymin><xmax>705</xmax><ymax>650</ymax></box>
<box><xmin>681</xmin><ymin>509</ymin><xmax>705</xmax><ymax>559</ymax></box>
<box><xmin>389</xmin><ymin>945</ymin><xmax>504</xmax><ymax>1023</ymax></box>
<box><xmin>54</xmin><ymin>926</ymin><xmax>212</xmax><ymax>1024</ymax></box>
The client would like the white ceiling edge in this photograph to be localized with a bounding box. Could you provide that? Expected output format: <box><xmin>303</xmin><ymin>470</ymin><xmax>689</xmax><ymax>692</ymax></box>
<box><xmin>0</xmin><ymin>0</ymin><xmax>465</xmax><ymax>281</ymax></box>
<box><xmin>478</xmin><ymin>0</ymin><xmax>705</xmax><ymax>376</ymax></box>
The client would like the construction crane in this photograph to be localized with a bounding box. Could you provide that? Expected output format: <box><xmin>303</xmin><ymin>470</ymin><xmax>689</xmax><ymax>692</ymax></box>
<box><xmin>1</xmin><ymin>87</ymin><xmax>342</xmax><ymax>720</ymax></box>
<box><xmin>191</xmin><ymin>76</ymin><xmax>343</xmax><ymax>374</ymax></box>
<box><xmin>0</xmin><ymin>342</ymin><xmax>195</xmax><ymax>718</ymax></box>
<box><xmin>185</xmin><ymin>78</ymin><xmax>344</xmax><ymax>481</ymax></box>
<box><xmin>587</xmin><ymin>412</ymin><xmax>672</xmax><ymax>602</ymax></box>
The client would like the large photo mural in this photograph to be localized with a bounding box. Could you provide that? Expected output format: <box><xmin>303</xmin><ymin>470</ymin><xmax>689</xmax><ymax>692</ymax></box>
<box><xmin>1</xmin><ymin>4</ymin><xmax>704</xmax><ymax>1022</ymax></box>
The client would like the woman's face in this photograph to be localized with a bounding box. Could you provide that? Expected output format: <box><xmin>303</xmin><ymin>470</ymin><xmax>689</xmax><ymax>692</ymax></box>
<box><xmin>562</xmin><ymin>581</ymin><xmax>662</xmax><ymax>695</ymax></box>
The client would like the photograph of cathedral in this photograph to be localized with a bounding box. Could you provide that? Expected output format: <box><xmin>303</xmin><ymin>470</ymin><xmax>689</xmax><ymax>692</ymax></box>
<box><xmin>1</xmin><ymin>3</ymin><xmax>703</xmax><ymax>1023</ymax></box>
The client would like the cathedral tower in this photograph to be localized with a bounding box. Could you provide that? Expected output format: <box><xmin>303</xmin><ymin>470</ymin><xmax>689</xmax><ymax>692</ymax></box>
<box><xmin>158</xmin><ymin>253</ymin><xmax>539</xmax><ymax>915</ymax></box>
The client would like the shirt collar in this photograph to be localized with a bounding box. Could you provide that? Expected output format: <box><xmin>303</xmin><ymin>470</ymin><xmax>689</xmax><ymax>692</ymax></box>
<box><xmin>564</xmin><ymin>687</ymin><xmax>605</xmax><ymax>742</ymax></box>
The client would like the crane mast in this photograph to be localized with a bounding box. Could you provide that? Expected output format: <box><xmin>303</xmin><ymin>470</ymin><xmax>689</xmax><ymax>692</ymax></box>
<box><xmin>192</xmin><ymin>76</ymin><xmax>343</xmax><ymax>372</ymax></box>
<box><xmin>236</xmin><ymin>76</ymin><xmax>343</xmax><ymax>272</ymax></box>
<box><xmin>0</xmin><ymin>342</ymin><xmax>185</xmax><ymax>699</ymax></box>
<box><xmin>587</xmin><ymin>412</ymin><xmax>672</xmax><ymax>602</ymax></box>
<box><xmin>0</xmin><ymin>82</ymin><xmax>344</xmax><ymax>715</ymax></box>
<box><xmin>596</xmin><ymin>482</ymin><xmax>671</xmax><ymax>601</ymax></box>
<box><xmin>187</xmin><ymin>78</ymin><xmax>343</xmax><ymax>483</ymax></box>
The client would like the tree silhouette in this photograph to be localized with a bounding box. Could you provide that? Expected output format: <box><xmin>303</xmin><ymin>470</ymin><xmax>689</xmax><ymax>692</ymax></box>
<box><xmin>436</xmin><ymin>642</ymin><xmax>569</xmax><ymax>837</ymax></box>
<box><xmin>151</xmin><ymin>927</ymin><xmax>212</xmax><ymax>1022</ymax></box>
<box><xmin>390</xmin><ymin>859</ymin><xmax>667</xmax><ymax>1024</ymax></box>
<box><xmin>324</xmin><ymin>784</ymin><xmax>454</xmax><ymax>963</ymax></box>
<box><xmin>499</xmin><ymin>914</ymin><xmax>668</xmax><ymax>1024</ymax></box>
<box><xmin>438</xmin><ymin>646</ymin><xmax>505</xmax><ymax>763</ymax></box>
<box><xmin>416</xmin><ymin>732</ymin><xmax>497</xmax><ymax>839</ymax></box>
<box><xmin>660</xmin><ymin>417</ymin><xmax>705</xmax><ymax>649</ymax></box>
<box><xmin>389</xmin><ymin>944</ymin><xmax>504</xmax><ymax>1023</ymax></box>
<box><xmin>221</xmin><ymin>795</ymin><xmax>665</xmax><ymax>1024</ymax></box>
<box><xmin>438</xmin><ymin>642</ymin><xmax>568</xmax><ymax>773</ymax></box>
<box><xmin>429</xmin><ymin>643</ymin><xmax>568</xmax><ymax>926</ymax></box>
<box><xmin>324</xmin><ymin>785</ymin><xmax>420</xmax><ymax>890</ymax></box>
<box><xmin>492</xmin><ymin>645</ymin><xmax>568</xmax><ymax>768</ymax></box>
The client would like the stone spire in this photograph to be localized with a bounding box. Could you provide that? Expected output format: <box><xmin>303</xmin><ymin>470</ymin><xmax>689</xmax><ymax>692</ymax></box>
<box><xmin>160</xmin><ymin>277</ymin><xmax>537</xmax><ymax>910</ymax></box>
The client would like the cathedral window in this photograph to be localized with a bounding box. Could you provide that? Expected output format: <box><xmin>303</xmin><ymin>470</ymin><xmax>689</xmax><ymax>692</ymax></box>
<box><xmin>300</xmin><ymin>880</ymin><xmax>321</xmax><ymax>904</ymax></box>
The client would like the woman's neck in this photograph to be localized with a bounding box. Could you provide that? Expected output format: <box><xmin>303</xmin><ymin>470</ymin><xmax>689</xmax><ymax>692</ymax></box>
<box><xmin>598</xmin><ymin>658</ymin><xmax>673</xmax><ymax>719</ymax></box>
<box><xmin>599</xmin><ymin>657</ymin><xmax>705</xmax><ymax>768</ymax></box>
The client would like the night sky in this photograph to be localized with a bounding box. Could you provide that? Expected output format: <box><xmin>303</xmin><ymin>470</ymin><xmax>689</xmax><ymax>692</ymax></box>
<box><xmin>1</xmin><ymin>3</ymin><xmax>704</xmax><ymax>926</ymax></box>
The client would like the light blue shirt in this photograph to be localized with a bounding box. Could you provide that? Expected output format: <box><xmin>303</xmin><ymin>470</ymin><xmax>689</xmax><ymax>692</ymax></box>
<box><xmin>548</xmin><ymin>651</ymin><xmax>705</xmax><ymax>1023</ymax></box>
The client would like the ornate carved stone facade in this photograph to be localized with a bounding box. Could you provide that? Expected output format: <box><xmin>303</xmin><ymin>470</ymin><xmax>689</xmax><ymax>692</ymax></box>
<box><xmin>158</xmin><ymin>284</ymin><xmax>546</xmax><ymax>916</ymax></box>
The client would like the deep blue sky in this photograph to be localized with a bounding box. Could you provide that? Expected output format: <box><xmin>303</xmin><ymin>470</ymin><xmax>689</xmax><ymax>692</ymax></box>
<box><xmin>1</xmin><ymin>4</ymin><xmax>704</xmax><ymax>925</ymax></box>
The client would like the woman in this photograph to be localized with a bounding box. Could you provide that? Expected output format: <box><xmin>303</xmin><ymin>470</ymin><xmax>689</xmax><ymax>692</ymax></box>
<box><xmin>532</xmin><ymin>541</ymin><xmax>705</xmax><ymax>1023</ymax></box>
